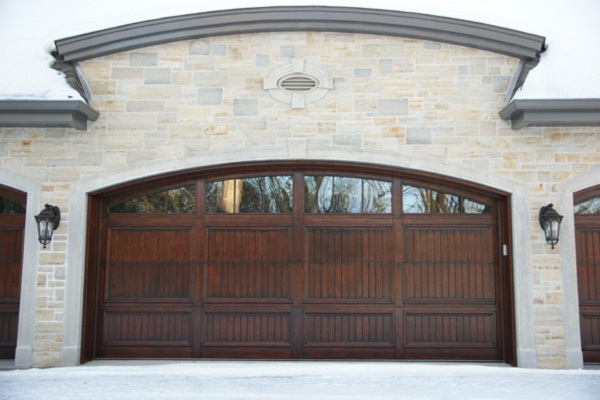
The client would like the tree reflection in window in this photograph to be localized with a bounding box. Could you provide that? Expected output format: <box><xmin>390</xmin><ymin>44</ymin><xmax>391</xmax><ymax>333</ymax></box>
<box><xmin>403</xmin><ymin>185</ymin><xmax>490</xmax><ymax>214</ymax></box>
<box><xmin>304</xmin><ymin>176</ymin><xmax>392</xmax><ymax>214</ymax></box>
<box><xmin>574</xmin><ymin>197</ymin><xmax>600</xmax><ymax>215</ymax></box>
<box><xmin>206</xmin><ymin>176</ymin><xmax>293</xmax><ymax>213</ymax></box>
<box><xmin>0</xmin><ymin>196</ymin><xmax>26</xmax><ymax>214</ymax></box>
<box><xmin>109</xmin><ymin>185</ymin><xmax>196</xmax><ymax>213</ymax></box>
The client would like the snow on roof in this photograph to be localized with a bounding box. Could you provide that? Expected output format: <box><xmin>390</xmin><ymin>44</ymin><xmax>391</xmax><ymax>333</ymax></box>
<box><xmin>1</xmin><ymin>0</ymin><xmax>599</xmax><ymax>101</ymax></box>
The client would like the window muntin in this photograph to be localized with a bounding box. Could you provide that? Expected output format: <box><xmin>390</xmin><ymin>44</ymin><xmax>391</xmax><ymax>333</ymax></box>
<box><xmin>574</xmin><ymin>196</ymin><xmax>600</xmax><ymax>215</ymax></box>
<box><xmin>0</xmin><ymin>195</ymin><xmax>26</xmax><ymax>214</ymax></box>
<box><xmin>304</xmin><ymin>176</ymin><xmax>392</xmax><ymax>214</ymax></box>
<box><xmin>205</xmin><ymin>176</ymin><xmax>293</xmax><ymax>214</ymax></box>
<box><xmin>403</xmin><ymin>185</ymin><xmax>490</xmax><ymax>214</ymax></box>
<box><xmin>109</xmin><ymin>185</ymin><xmax>196</xmax><ymax>214</ymax></box>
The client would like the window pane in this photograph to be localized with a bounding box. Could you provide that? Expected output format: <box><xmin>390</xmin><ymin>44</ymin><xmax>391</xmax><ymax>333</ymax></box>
<box><xmin>137</xmin><ymin>192</ymin><xmax>167</xmax><ymax>213</ymax></box>
<box><xmin>363</xmin><ymin>179</ymin><xmax>392</xmax><ymax>213</ymax></box>
<box><xmin>205</xmin><ymin>181</ymin><xmax>224</xmax><ymax>213</ymax></box>
<box><xmin>110</xmin><ymin>185</ymin><xmax>196</xmax><ymax>214</ymax></box>
<box><xmin>206</xmin><ymin>176</ymin><xmax>292</xmax><ymax>214</ymax></box>
<box><xmin>167</xmin><ymin>185</ymin><xmax>196</xmax><ymax>213</ymax></box>
<box><xmin>463</xmin><ymin>198</ymin><xmax>490</xmax><ymax>214</ymax></box>
<box><xmin>264</xmin><ymin>176</ymin><xmax>293</xmax><ymax>213</ymax></box>
<box><xmin>403</xmin><ymin>185</ymin><xmax>489</xmax><ymax>214</ymax></box>
<box><xmin>575</xmin><ymin>197</ymin><xmax>600</xmax><ymax>215</ymax></box>
<box><xmin>305</xmin><ymin>176</ymin><xmax>333</xmax><ymax>213</ymax></box>
<box><xmin>0</xmin><ymin>196</ymin><xmax>26</xmax><ymax>214</ymax></box>
<box><xmin>333</xmin><ymin>177</ymin><xmax>362</xmax><ymax>213</ymax></box>
<box><xmin>305</xmin><ymin>176</ymin><xmax>391</xmax><ymax>214</ymax></box>
<box><xmin>239</xmin><ymin>177</ymin><xmax>263</xmax><ymax>213</ymax></box>
<box><xmin>109</xmin><ymin>199</ymin><xmax>138</xmax><ymax>213</ymax></box>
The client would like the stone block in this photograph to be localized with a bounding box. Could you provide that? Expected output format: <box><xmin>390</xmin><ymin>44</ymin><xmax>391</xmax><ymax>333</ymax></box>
<box><xmin>333</xmin><ymin>135</ymin><xmax>362</xmax><ymax>146</ymax></box>
<box><xmin>126</xmin><ymin>101</ymin><xmax>165</xmax><ymax>112</ymax></box>
<box><xmin>130</xmin><ymin>52</ymin><xmax>158</xmax><ymax>66</ymax></box>
<box><xmin>378</xmin><ymin>99</ymin><xmax>409</xmax><ymax>116</ymax></box>
<box><xmin>198</xmin><ymin>88</ymin><xmax>223</xmax><ymax>105</ymax></box>
<box><xmin>255</xmin><ymin>54</ymin><xmax>270</xmax><ymax>68</ymax></box>
<box><xmin>280</xmin><ymin>45</ymin><xmax>295</xmax><ymax>58</ymax></box>
<box><xmin>145</xmin><ymin>68</ymin><xmax>171</xmax><ymax>84</ymax></box>
<box><xmin>211</xmin><ymin>45</ymin><xmax>226</xmax><ymax>55</ymax></box>
<box><xmin>406</xmin><ymin>128</ymin><xmax>433</xmax><ymax>144</ymax></box>
<box><xmin>362</xmin><ymin>44</ymin><xmax>404</xmax><ymax>57</ymax></box>
<box><xmin>111</xmin><ymin>67</ymin><xmax>143</xmax><ymax>80</ymax></box>
<box><xmin>189</xmin><ymin>39</ymin><xmax>210</xmax><ymax>55</ymax></box>
<box><xmin>233</xmin><ymin>99</ymin><xmax>259</xmax><ymax>116</ymax></box>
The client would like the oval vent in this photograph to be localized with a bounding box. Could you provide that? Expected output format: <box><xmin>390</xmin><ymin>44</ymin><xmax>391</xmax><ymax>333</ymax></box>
<box><xmin>279</xmin><ymin>74</ymin><xmax>318</xmax><ymax>92</ymax></box>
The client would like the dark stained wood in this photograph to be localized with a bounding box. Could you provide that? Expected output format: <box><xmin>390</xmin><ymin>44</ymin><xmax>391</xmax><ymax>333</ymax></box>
<box><xmin>575</xmin><ymin>213</ymin><xmax>600</xmax><ymax>362</ymax></box>
<box><xmin>0</xmin><ymin>186</ymin><xmax>25</xmax><ymax>359</ymax></box>
<box><xmin>87</xmin><ymin>163</ymin><xmax>512</xmax><ymax>362</ymax></box>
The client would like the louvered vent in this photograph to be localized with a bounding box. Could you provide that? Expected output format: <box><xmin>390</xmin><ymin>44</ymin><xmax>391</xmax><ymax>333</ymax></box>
<box><xmin>279</xmin><ymin>74</ymin><xmax>318</xmax><ymax>92</ymax></box>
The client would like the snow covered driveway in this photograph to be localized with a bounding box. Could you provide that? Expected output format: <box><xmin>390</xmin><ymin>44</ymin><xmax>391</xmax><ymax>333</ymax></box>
<box><xmin>1</xmin><ymin>361</ymin><xmax>599</xmax><ymax>400</ymax></box>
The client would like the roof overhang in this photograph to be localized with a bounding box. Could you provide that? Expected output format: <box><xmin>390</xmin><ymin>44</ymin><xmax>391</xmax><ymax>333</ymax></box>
<box><xmin>499</xmin><ymin>99</ymin><xmax>600</xmax><ymax>130</ymax></box>
<box><xmin>0</xmin><ymin>100</ymin><xmax>99</xmax><ymax>131</ymax></box>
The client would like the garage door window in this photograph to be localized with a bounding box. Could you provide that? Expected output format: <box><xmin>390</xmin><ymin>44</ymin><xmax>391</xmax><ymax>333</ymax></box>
<box><xmin>109</xmin><ymin>185</ymin><xmax>196</xmax><ymax>213</ymax></box>
<box><xmin>574</xmin><ymin>196</ymin><xmax>600</xmax><ymax>215</ymax></box>
<box><xmin>0</xmin><ymin>195</ymin><xmax>25</xmax><ymax>214</ymax></box>
<box><xmin>304</xmin><ymin>176</ymin><xmax>392</xmax><ymax>213</ymax></box>
<box><xmin>206</xmin><ymin>176</ymin><xmax>293</xmax><ymax>214</ymax></box>
<box><xmin>403</xmin><ymin>185</ymin><xmax>490</xmax><ymax>214</ymax></box>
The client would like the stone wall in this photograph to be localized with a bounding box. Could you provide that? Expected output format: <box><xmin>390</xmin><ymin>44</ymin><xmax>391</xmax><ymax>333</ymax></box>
<box><xmin>0</xmin><ymin>32</ymin><xmax>598</xmax><ymax>368</ymax></box>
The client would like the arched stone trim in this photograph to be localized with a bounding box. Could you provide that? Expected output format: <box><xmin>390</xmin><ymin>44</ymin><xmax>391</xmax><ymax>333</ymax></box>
<box><xmin>0</xmin><ymin>170</ymin><xmax>43</xmax><ymax>368</ymax></box>
<box><xmin>556</xmin><ymin>167</ymin><xmax>600</xmax><ymax>369</ymax></box>
<box><xmin>55</xmin><ymin>6</ymin><xmax>545</xmax><ymax>62</ymax></box>
<box><xmin>62</xmin><ymin>142</ymin><xmax>537</xmax><ymax>367</ymax></box>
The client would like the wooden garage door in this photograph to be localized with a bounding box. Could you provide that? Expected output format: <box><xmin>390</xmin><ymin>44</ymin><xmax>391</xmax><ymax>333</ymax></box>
<box><xmin>89</xmin><ymin>165</ymin><xmax>512</xmax><ymax>362</ymax></box>
<box><xmin>575</xmin><ymin>187</ymin><xmax>600</xmax><ymax>363</ymax></box>
<box><xmin>0</xmin><ymin>186</ymin><xmax>26</xmax><ymax>359</ymax></box>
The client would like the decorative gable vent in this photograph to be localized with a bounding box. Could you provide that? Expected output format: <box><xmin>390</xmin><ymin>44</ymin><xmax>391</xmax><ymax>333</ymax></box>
<box><xmin>264</xmin><ymin>59</ymin><xmax>333</xmax><ymax>109</ymax></box>
<box><xmin>279</xmin><ymin>74</ymin><xmax>318</xmax><ymax>92</ymax></box>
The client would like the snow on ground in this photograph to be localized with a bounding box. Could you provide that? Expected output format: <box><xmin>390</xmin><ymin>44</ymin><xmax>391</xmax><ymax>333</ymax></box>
<box><xmin>1</xmin><ymin>361</ymin><xmax>599</xmax><ymax>400</ymax></box>
<box><xmin>0</xmin><ymin>0</ymin><xmax>599</xmax><ymax>101</ymax></box>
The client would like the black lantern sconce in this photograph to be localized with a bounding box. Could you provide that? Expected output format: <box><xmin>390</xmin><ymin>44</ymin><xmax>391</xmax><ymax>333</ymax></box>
<box><xmin>539</xmin><ymin>203</ymin><xmax>563</xmax><ymax>249</ymax></box>
<box><xmin>35</xmin><ymin>204</ymin><xmax>60</xmax><ymax>249</ymax></box>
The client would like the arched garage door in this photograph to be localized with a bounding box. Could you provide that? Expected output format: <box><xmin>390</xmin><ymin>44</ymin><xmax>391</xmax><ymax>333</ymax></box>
<box><xmin>84</xmin><ymin>163</ymin><xmax>514</xmax><ymax>362</ymax></box>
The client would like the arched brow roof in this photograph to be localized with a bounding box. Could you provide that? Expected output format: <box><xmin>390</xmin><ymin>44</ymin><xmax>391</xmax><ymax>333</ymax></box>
<box><xmin>54</xmin><ymin>6</ymin><xmax>545</xmax><ymax>62</ymax></box>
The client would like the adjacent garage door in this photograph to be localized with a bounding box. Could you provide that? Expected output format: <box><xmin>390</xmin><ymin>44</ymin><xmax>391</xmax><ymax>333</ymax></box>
<box><xmin>0</xmin><ymin>185</ymin><xmax>26</xmax><ymax>359</ymax></box>
<box><xmin>85</xmin><ymin>164</ymin><xmax>514</xmax><ymax>362</ymax></box>
<box><xmin>575</xmin><ymin>186</ymin><xmax>600</xmax><ymax>363</ymax></box>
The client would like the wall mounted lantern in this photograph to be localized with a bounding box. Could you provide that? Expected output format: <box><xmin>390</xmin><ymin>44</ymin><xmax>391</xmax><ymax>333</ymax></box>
<box><xmin>539</xmin><ymin>203</ymin><xmax>563</xmax><ymax>249</ymax></box>
<box><xmin>35</xmin><ymin>204</ymin><xmax>60</xmax><ymax>249</ymax></box>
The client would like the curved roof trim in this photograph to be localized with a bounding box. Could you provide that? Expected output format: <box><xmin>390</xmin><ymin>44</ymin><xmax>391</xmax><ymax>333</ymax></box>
<box><xmin>55</xmin><ymin>6</ymin><xmax>545</xmax><ymax>62</ymax></box>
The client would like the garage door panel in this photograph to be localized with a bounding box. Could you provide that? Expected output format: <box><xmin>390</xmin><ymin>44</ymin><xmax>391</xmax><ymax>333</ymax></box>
<box><xmin>304</xmin><ymin>311</ymin><xmax>395</xmax><ymax>347</ymax></box>
<box><xmin>576</xmin><ymin>229</ymin><xmax>600</xmax><ymax>305</ymax></box>
<box><xmin>102</xmin><ymin>309</ymin><xmax>193</xmax><ymax>347</ymax></box>
<box><xmin>0</xmin><ymin>211</ymin><xmax>25</xmax><ymax>359</ymax></box>
<box><xmin>404</xmin><ymin>228</ymin><xmax>495</xmax><ymax>303</ymax></box>
<box><xmin>203</xmin><ymin>311</ymin><xmax>292</xmax><ymax>347</ymax></box>
<box><xmin>106</xmin><ymin>228</ymin><xmax>193</xmax><ymax>301</ymax></box>
<box><xmin>0</xmin><ymin>229</ymin><xmax>23</xmax><ymax>300</ymax></box>
<box><xmin>306</xmin><ymin>228</ymin><xmax>393</xmax><ymax>300</ymax></box>
<box><xmin>404</xmin><ymin>311</ymin><xmax>497</xmax><ymax>349</ymax></box>
<box><xmin>0</xmin><ymin>310</ymin><xmax>19</xmax><ymax>357</ymax></box>
<box><xmin>206</xmin><ymin>228</ymin><xmax>292</xmax><ymax>300</ymax></box>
